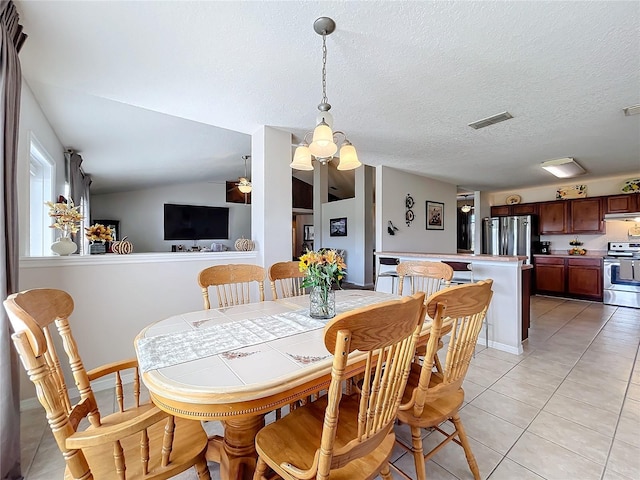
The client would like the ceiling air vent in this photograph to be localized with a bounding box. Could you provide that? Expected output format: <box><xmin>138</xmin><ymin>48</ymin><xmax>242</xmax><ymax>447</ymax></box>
<box><xmin>468</xmin><ymin>111</ymin><xmax>513</xmax><ymax>130</ymax></box>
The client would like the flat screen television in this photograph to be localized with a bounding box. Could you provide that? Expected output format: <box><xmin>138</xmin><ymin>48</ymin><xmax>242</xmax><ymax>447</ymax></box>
<box><xmin>163</xmin><ymin>203</ymin><xmax>229</xmax><ymax>240</ymax></box>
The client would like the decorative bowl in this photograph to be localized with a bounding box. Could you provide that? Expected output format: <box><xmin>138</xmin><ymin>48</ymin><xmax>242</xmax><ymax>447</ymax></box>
<box><xmin>567</xmin><ymin>248</ymin><xmax>587</xmax><ymax>255</ymax></box>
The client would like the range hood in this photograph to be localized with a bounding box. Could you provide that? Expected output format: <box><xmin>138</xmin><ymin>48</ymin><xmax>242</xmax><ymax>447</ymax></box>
<box><xmin>604</xmin><ymin>212</ymin><xmax>640</xmax><ymax>221</ymax></box>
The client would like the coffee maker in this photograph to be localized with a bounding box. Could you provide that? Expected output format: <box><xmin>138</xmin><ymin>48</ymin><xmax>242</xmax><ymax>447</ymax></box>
<box><xmin>540</xmin><ymin>241</ymin><xmax>551</xmax><ymax>254</ymax></box>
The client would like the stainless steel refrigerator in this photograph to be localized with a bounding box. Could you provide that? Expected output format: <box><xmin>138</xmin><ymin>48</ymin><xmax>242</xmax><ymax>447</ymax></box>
<box><xmin>482</xmin><ymin>215</ymin><xmax>539</xmax><ymax>263</ymax></box>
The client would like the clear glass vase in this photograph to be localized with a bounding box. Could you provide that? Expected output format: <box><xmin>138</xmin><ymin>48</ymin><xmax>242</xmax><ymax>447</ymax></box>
<box><xmin>309</xmin><ymin>285</ymin><xmax>336</xmax><ymax>319</ymax></box>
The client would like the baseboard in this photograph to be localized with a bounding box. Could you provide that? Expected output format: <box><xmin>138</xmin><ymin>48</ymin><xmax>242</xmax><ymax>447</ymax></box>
<box><xmin>20</xmin><ymin>370</ymin><xmax>137</xmax><ymax>412</ymax></box>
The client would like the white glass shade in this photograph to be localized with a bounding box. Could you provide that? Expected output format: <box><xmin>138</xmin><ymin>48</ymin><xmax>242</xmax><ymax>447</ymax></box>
<box><xmin>290</xmin><ymin>145</ymin><xmax>314</xmax><ymax>170</ymax></box>
<box><xmin>540</xmin><ymin>157</ymin><xmax>585</xmax><ymax>178</ymax></box>
<box><xmin>237</xmin><ymin>179</ymin><xmax>252</xmax><ymax>194</ymax></box>
<box><xmin>309</xmin><ymin>122</ymin><xmax>338</xmax><ymax>158</ymax></box>
<box><xmin>336</xmin><ymin>143</ymin><xmax>361</xmax><ymax>170</ymax></box>
<box><xmin>461</xmin><ymin>204</ymin><xmax>472</xmax><ymax>213</ymax></box>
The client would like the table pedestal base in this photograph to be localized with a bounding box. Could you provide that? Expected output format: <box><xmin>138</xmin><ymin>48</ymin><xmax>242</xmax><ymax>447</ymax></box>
<box><xmin>211</xmin><ymin>415</ymin><xmax>265</xmax><ymax>480</ymax></box>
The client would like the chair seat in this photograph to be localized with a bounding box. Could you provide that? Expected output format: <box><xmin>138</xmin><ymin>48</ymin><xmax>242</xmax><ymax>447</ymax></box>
<box><xmin>255</xmin><ymin>394</ymin><xmax>395</xmax><ymax>480</ymax></box>
<box><xmin>398</xmin><ymin>365</ymin><xmax>464</xmax><ymax>429</ymax></box>
<box><xmin>64</xmin><ymin>405</ymin><xmax>209</xmax><ymax>480</ymax></box>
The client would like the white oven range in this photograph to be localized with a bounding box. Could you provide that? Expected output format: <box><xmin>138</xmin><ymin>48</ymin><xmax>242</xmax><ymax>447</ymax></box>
<box><xmin>604</xmin><ymin>242</ymin><xmax>640</xmax><ymax>308</ymax></box>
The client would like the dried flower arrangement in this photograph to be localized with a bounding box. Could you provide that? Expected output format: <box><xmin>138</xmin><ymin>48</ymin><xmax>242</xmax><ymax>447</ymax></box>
<box><xmin>45</xmin><ymin>198</ymin><xmax>83</xmax><ymax>236</ymax></box>
<box><xmin>85</xmin><ymin>223</ymin><xmax>113</xmax><ymax>243</ymax></box>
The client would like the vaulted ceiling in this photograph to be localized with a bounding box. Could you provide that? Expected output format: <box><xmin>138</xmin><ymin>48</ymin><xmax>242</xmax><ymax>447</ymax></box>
<box><xmin>16</xmin><ymin>1</ymin><xmax>640</xmax><ymax>195</ymax></box>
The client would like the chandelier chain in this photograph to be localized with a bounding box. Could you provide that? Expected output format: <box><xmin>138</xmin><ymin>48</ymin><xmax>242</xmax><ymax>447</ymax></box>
<box><xmin>321</xmin><ymin>33</ymin><xmax>328</xmax><ymax>105</ymax></box>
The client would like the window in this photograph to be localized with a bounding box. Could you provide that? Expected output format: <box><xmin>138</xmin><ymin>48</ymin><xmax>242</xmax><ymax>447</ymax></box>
<box><xmin>29</xmin><ymin>136</ymin><xmax>55</xmax><ymax>256</ymax></box>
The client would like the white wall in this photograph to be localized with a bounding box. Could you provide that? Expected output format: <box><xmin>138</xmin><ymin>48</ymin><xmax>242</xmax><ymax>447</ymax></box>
<box><xmin>489</xmin><ymin>174</ymin><xmax>639</xmax><ymax>205</ymax></box>
<box><xmin>376</xmin><ymin>166</ymin><xmax>457</xmax><ymax>254</ymax></box>
<box><xmin>17</xmin><ymin>80</ymin><xmax>66</xmax><ymax>255</ymax></box>
<box><xmin>17</xmin><ymin>252</ymin><xmax>259</xmax><ymax>401</ymax></box>
<box><xmin>489</xmin><ymin>174</ymin><xmax>640</xmax><ymax>252</ymax></box>
<box><xmin>91</xmin><ymin>182</ymin><xmax>251</xmax><ymax>252</ymax></box>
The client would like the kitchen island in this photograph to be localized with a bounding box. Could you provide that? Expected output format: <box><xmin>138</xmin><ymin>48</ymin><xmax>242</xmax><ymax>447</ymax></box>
<box><xmin>376</xmin><ymin>252</ymin><xmax>530</xmax><ymax>355</ymax></box>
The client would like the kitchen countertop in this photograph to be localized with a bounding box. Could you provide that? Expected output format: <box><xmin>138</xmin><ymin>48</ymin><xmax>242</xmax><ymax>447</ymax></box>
<box><xmin>375</xmin><ymin>251</ymin><xmax>527</xmax><ymax>263</ymax></box>
<box><xmin>533</xmin><ymin>252</ymin><xmax>605</xmax><ymax>259</ymax></box>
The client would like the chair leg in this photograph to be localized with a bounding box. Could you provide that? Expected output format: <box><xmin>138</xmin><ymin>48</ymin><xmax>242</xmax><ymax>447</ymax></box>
<box><xmin>379</xmin><ymin>463</ymin><xmax>393</xmax><ymax>480</ymax></box>
<box><xmin>451</xmin><ymin>414</ymin><xmax>480</xmax><ymax>480</ymax></box>
<box><xmin>411</xmin><ymin>426</ymin><xmax>427</xmax><ymax>480</ymax></box>
<box><xmin>253</xmin><ymin>456</ymin><xmax>269</xmax><ymax>480</ymax></box>
<box><xmin>195</xmin><ymin>459</ymin><xmax>212</xmax><ymax>480</ymax></box>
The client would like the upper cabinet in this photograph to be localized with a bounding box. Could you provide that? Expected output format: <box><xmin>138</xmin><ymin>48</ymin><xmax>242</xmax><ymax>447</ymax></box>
<box><xmin>570</xmin><ymin>197</ymin><xmax>604</xmax><ymax>234</ymax></box>
<box><xmin>539</xmin><ymin>201</ymin><xmax>568</xmax><ymax>234</ymax></box>
<box><xmin>605</xmin><ymin>194</ymin><xmax>638</xmax><ymax>213</ymax></box>
<box><xmin>492</xmin><ymin>193</ymin><xmax>638</xmax><ymax>235</ymax></box>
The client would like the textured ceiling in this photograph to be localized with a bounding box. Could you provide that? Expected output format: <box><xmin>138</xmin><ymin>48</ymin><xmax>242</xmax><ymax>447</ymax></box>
<box><xmin>16</xmin><ymin>1</ymin><xmax>640</xmax><ymax>195</ymax></box>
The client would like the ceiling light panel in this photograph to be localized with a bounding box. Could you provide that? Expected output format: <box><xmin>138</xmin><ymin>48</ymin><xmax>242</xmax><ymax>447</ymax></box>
<box><xmin>540</xmin><ymin>157</ymin><xmax>586</xmax><ymax>178</ymax></box>
<box><xmin>468</xmin><ymin>111</ymin><xmax>513</xmax><ymax>130</ymax></box>
<box><xmin>623</xmin><ymin>104</ymin><xmax>640</xmax><ymax>116</ymax></box>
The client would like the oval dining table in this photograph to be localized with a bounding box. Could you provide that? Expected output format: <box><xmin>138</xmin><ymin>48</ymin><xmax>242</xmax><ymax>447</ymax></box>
<box><xmin>134</xmin><ymin>289</ymin><xmax>432</xmax><ymax>480</ymax></box>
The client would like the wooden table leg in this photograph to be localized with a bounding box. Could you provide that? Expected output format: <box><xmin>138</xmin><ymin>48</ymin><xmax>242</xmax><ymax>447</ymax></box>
<box><xmin>219</xmin><ymin>414</ymin><xmax>265</xmax><ymax>480</ymax></box>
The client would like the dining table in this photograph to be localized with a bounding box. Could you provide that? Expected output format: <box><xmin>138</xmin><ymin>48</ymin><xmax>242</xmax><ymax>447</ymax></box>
<box><xmin>134</xmin><ymin>289</ymin><xmax>431</xmax><ymax>480</ymax></box>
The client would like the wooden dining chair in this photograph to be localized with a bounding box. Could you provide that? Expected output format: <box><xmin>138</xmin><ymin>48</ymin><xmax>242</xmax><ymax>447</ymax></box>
<box><xmin>198</xmin><ymin>263</ymin><xmax>266</xmax><ymax>309</ymax></box>
<box><xmin>268</xmin><ymin>261</ymin><xmax>306</xmax><ymax>299</ymax></box>
<box><xmin>397</xmin><ymin>261</ymin><xmax>454</xmax><ymax>369</ymax></box>
<box><xmin>397</xmin><ymin>260</ymin><xmax>454</xmax><ymax>297</ymax></box>
<box><xmin>395</xmin><ymin>280</ymin><xmax>494</xmax><ymax>480</ymax></box>
<box><xmin>4</xmin><ymin>288</ymin><xmax>210</xmax><ymax>480</ymax></box>
<box><xmin>252</xmin><ymin>292</ymin><xmax>427</xmax><ymax>480</ymax></box>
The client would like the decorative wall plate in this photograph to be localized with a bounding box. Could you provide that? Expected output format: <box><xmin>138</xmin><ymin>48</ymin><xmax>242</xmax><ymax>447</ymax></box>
<box><xmin>621</xmin><ymin>178</ymin><xmax>640</xmax><ymax>194</ymax></box>
<box><xmin>405</xmin><ymin>194</ymin><xmax>415</xmax><ymax>226</ymax></box>
<box><xmin>556</xmin><ymin>184</ymin><xmax>587</xmax><ymax>200</ymax></box>
<box><xmin>506</xmin><ymin>194</ymin><xmax>521</xmax><ymax>205</ymax></box>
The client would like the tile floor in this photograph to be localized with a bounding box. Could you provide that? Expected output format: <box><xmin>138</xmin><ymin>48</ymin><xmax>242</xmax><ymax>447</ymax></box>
<box><xmin>20</xmin><ymin>295</ymin><xmax>640</xmax><ymax>479</ymax></box>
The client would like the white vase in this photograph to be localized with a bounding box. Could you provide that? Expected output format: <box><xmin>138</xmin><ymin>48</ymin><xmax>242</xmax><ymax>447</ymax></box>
<box><xmin>51</xmin><ymin>236</ymin><xmax>77</xmax><ymax>256</ymax></box>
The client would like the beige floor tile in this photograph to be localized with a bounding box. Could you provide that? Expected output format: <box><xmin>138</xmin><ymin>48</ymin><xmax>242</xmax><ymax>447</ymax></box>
<box><xmin>476</xmin><ymin>348</ymin><xmax>522</xmax><ymax>364</ymax></box>
<box><xmin>464</xmin><ymin>364</ymin><xmax>505</xmax><ymax>388</ymax></box>
<box><xmin>615</xmin><ymin>412</ymin><xmax>640</xmax><ymax>447</ymax></box>
<box><xmin>457</xmin><ymin>404</ymin><xmax>524</xmax><ymax>454</ymax></box>
<box><xmin>503</xmin><ymin>364</ymin><xmax>566</xmax><ymax>389</ymax></box>
<box><xmin>391</xmin><ymin>452</ymin><xmax>459</xmax><ymax>480</ymax></box>
<box><xmin>470</xmin><ymin>389</ymin><xmax>540</xmax><ymax>429</ymax></box>
<box><xmin>462</xmin><ymin>379</ymin><xmax>487</xmax><ymax>403</ymax></box>
<box><xmin>527</xmin><ymin>411</ymin><xmax>613</xmax><ymax>465</ymax></box>
<box><xmin>470</xmin><ymin>354</ymin><xmax>517</xmax><ymax>375</ymax></box>
<box><xmin>487</xmin><ymin>458</ymin><xmax>544</xmax><ymax>479</ymax></box>
<box><xmin>490</xmin><ymin>376</ymin><xmax>556</xmax><ymax>409</ymax></box>
<box><xmin>602</xmin><ymin>466</ymin><xmax>637</xmax><ymax>480</ymax></box>
<box><xmin>555</xmin><ymin>379</ymin><xmax>626</xmax><ymax>413</ymax></box>
<box><xmin>516</xmin><ymin>355</ymin><xmax>574</xmax><ymax>378</ymax></box>
<box><xmin>606</xmin><ymin>438</ymin><xmax>640</xmax><ymax>479</ymax></box>
<box><xmin>527</xmin><ymin>348</ymin><xmax>582</xmax><ymax>367</ymax></box>
<box><xmin>543</xmin><ymin>393</ymin><xmax>619</xmax><ymax>437</ymax></box>
<box><xmin>626</xmin><ymin>382</ymin><xmax>640</xmax><ymax>402</ymax></box>
<box><xmin>567</xmin><ymin>361</ymin><xmax>631</xmax><ymax>385</ymax></box>
<box><xmin>507</xmin><ymin>431</ymin><xmax>604</xmax><ymax>480</ymax></box>
<box><xmin>620</xmin><ymin>398</ymin><xmax>640</xmax><ymax>422</ymax></box>
<box><xmin>421</xmin><ymin>433</ymin><xmax>503</xmax><ymax>480</ymax></box>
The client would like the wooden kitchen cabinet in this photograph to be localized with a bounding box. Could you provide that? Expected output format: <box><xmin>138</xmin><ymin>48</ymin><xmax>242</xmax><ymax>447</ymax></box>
<box><xmin>539</xmin><ymin>201</ymin><xmax>569</xmax><ymax>234</ymax></box>
<box><xmin>605</xmin><ymin>194</ymin><xmax>638</xmax><ymax>213</ymax></box>
<box><xmin>534</xmin><ymin>255</ymin><xmax>603</xmax><ymax>301</ymax></box>
<box><xmin>567</xmin><ymin>258</ymin><xmax>603</xmax><ymax>300</ymax></box>
<box><xmin>570</xmin><ymin>197</ymin><xmax>604</xmax><ymax>234</ymax></box>
<box><xmin>511</xmin><ymin>203</ymin><xmax>538</xmax><ymax>215</ymax></box>
<box><xmin>534</xmin><ymin>256</ymin><xmax>566</xmax><ymax>293</ymax></box>
<box><xmin>490</xmin><ymin>205</ymin><xmax>511</xmax><ymax>216</ymax></box>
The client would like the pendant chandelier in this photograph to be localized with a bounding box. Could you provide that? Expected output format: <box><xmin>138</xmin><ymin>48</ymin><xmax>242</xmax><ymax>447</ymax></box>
<box><xmin>460</xmin><ymin>195</ymin><xmax>472</xmax><ymax>213</ymax></box>
<box><xmin>290</xmin><ymin>17</ymin><xmax>361</xmax><ymax>171</ymax></box>
<box><xmin>237</xmin><ymin>155</ymin><xmax>252</xmax><ymax>193</ymax></box>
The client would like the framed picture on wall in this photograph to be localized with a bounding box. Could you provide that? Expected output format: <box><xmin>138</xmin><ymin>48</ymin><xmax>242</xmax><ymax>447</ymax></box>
<box><xmin>426</xmin><ymin>201</ymin><xmax>444</xmax><ymax>230</ymax></box>
<box><xmin>329</xmin><ymin>217</ymin><xmax>347</xmax><ymax>237</ymax></box>
<box><xmin>303</xmin><ymin>224</ymin><xmax>314</xmax><ymax>241</ymax></box>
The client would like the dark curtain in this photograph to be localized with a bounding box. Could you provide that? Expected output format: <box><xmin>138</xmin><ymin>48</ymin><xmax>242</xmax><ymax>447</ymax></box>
<box><xmin>0</xmin><ymin>1</ymin><xmax>26</xmax><ymax>479</ymax></box>
<box><xmin>67</xmin><ymin>151</ymin><xmax>91</xmax><ymax>254</ymax></box>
